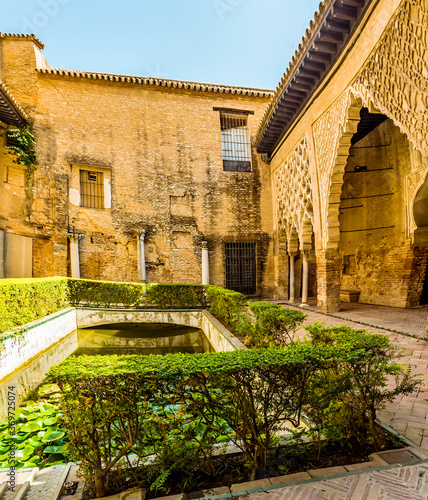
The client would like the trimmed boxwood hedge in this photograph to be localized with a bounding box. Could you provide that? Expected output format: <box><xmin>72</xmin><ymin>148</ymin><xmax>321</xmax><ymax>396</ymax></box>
<box><xmin>0</xmin><ymin>277</ymin><xmax>69</xmax><ymax>334</ymax></box>
<box><xmin>47</xmin><ymin>333</ymin><xmax>420</xmax><ymax>498</ymax></box>
<box><xmin>47</xmin><ymin>345</ymin><xmax>333</xmax><ymax>497</ymax></box>
<box><xmin>67</xmin><ymin>278</ymin><xmax>147</xmax><ymax>308</ymax></box>
<box><xmin>0</xmin><ymin>277</ymin><xmax>248</xmax><ymax>336</ymax></box>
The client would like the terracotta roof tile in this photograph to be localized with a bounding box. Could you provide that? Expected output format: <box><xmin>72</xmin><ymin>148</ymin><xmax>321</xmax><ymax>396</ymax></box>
<box><xmin>255</xmin><ymin>0</ymin><xmax>372</xmax><ymax>154</ymax></box>
<box><xmin>37</xmin><ymin>68</ymin><xmax>274</xmax><ymax>98</ymax></box>
<box><xmin>0</xmin><ymin>33</ymin><xmax>45</xmax><ymax>50</ymax></box>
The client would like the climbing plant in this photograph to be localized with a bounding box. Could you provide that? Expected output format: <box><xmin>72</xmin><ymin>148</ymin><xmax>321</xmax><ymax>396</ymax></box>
<box><xmin>3</xmin><ymin>127</ymin><xmax>37</xmax><ymax>171</ymax></box>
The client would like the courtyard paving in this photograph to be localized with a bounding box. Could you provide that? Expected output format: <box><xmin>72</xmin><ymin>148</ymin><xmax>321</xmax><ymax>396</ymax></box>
<box><xmin>239</xmin><ymin>300</ymin><xmax>428</xmax><ymax>499</ymax></box>
<box><xmin>276</xmin><ymin>300</ymin><xmax>428</xmax><ymax>450</ymax></box>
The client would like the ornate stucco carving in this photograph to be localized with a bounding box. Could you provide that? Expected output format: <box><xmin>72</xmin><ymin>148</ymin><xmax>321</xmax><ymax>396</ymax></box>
<box><xmin>312</xmin><ymin>91</ymin><xmax>362</xmax><ymax>249</ymax></box>
<box><xmin>274</xmin><ymin>137</ymin><xmax>313</xmax><ymax>250</ymax></box>
<box><xmin>351</xmin><ymin>0</ymin><xmax>428</xmax><ymax>156</ymax></box>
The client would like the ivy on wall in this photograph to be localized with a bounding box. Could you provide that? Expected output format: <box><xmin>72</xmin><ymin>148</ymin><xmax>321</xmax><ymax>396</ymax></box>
<box><xmin>2</xmin><ymin>127</ymin><xmax>37</xmax><ymax>171</ymax></box>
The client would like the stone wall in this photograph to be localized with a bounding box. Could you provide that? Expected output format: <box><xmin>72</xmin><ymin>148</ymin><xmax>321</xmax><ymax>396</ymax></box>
<box><xmin>0</xmin><ymin>36</ymin><xmax>275</xmax><ymax>296</ymax></box>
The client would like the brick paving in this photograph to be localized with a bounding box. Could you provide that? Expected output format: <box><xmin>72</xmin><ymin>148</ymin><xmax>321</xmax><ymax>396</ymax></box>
<box><xmin>278</xmin><ymin>299</ymin><xmax>428</xmax><ymax>338</ymax></box>
<box><xmin>237</xmin><ymin>301</ymin><xmax>428</xmax><ymax>499</ymax></box>
<box><xmin>278</xmin><ymin>302</ymin><xmax>428</xmax><ymax>450</ymax></box>
<box><xmin>243</xmin><ymin>463</ymin><xmax>428</xmax><ymax>499</ymax></box>
<box><xmin>25</xmin><ymin>464</ymin><xmax>68</xmax><ymax>500</ymax></box>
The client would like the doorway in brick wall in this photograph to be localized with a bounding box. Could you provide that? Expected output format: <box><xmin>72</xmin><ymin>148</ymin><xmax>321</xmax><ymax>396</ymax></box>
<box><xmin>420</xmin><ymin>265</ymin><xmax>428</xmax><ymax>305</ymax></box>
<box><xmin>225</xmin><ymin>242</ymin><xmax>256</xmax><ymax>295</ymax></box>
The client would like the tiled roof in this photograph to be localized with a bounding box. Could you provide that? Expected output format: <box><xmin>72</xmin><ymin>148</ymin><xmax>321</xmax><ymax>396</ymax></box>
<box><xmin>255</xmin><ymin>0</ymin><xmax>373</xmax><ymax>155</ymax></box>
<box><xmin>37</xmin><ymin>68</ymin><xmax>274</xmax><ymax>98</ymax></box>
<box><xmin>0</xmin><ymin>33</ymin><xmax>45</xmax><ymax>50</ymax></box>
<box><xmin>0</xmin><ymin>82</ymin><xmax>28</xmax><ymax>126</ymax></box>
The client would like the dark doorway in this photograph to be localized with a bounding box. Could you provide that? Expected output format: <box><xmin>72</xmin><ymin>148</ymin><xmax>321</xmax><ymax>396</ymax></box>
<box><xmin>420</xmin><ymin>264</ymin><xmax>428</xmax><ymax>305</ymax></box>
<box><xmin>225</xmin><ymin>242</ymin><xmax>256</xmax><ymax>295</ymax></box>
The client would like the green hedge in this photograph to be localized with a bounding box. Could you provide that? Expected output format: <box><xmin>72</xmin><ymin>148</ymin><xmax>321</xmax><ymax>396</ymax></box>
<box><xmin>48</xmin><ymin>345</ymin><xmax>331</xmax><ymax>497</ymax></box>
<box><xmin>246</xmin><ymin>301</ymin><xmax>306</xmax><ymax>347</ymax></box>
<box><xmin>0</xmin><ymin>278</ymin><xmax>249</xmax><ymax>336</ymax></box>
<box><xmin>205</xmin><ymin>285</ymin><xmax>246</xmax><ymax>331</ymax></box>
<box><xmin>146</xmin><ymin>283</ymin><xmax>208</xmax><ymax>308</ymax></box>
<box><xmin>67</xmin><ymin>278</ymin><xmax>147</xmax><ymax>308</ymax></box>
<box><xmin>47</xmin><ymin>331</ymin><xmax>420</xmax><ymax>498</ymax></box>
<box><xmin>0</xmin><ymin>277</ymin><xmax>69</xmax><ymax>334</ymax></box>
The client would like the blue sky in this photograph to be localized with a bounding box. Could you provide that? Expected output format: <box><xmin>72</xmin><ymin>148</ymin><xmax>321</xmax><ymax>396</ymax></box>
<box><xmin>2</xmin><ymin>0</ymin><xmax>321</xmax><ymax>89</ymax></box>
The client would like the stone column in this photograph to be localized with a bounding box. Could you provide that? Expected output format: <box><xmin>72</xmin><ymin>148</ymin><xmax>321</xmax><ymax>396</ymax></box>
<box><xmin>316</xmin><ymin>248</ymin><xmax>341</xmax><ymax>313</ymax></box>
<box><xmin>136</xmin><ymin>230</ymin><xmax>146</xmax><ymax>283</ymax></box>
<box><xmin>289</xmin><ymin>253</ymin><xmax>296</xmax><ymax>303</ymax></box>
<box><xmin>68</xmin><ymin>234</ymin><xmax>82</xmax><ymax>279</ymax></box>
<box><xmin>0</xmin><ymin>230</ymin><xmax>4</xmax><ymax>279</ymax></box>
<box><xmin>201</xmin><ymin>241</ymin><xmax>209</xmax><ymax>285</ymax></box>
<box><xmin>301</xmin><ymin>250</ymin><xmax>309</xmax><ymax>308</ymax></box>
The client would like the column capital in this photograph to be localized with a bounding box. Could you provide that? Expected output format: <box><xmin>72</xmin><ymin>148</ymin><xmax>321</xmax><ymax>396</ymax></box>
<box><xmin>67</xmin><ymin>233</ymin><xmax>83</xmax><ymax>242</ymax></box>
<box><xmin>288</xmin><ymin>251</ymin><xmax>298</xmax><ymax>258</ymax></box>
<box><xmin>136</xmin><ymin>229</ymin><xmax>146</xmax><ymax>240</ymax></box>
<box><xmin>201</xmin><ymin>240</ymin><xmax>208</xmax><ymax>250</ymax></box>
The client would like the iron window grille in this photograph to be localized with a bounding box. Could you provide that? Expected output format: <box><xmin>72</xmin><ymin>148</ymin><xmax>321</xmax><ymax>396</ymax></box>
<box><xmin>225</xmin><ymin>242</ymin><xmax>256</xmax><ymax>295</ymax></box>
<box><xmin>80</xmin><ymin>170</ymin><xmax>104</xmax><ymax>209</ymax></box>
<box><xmin>220</xmin><ymin>112</ymin><xmax>252</xmax><ymax>172</ymax></box>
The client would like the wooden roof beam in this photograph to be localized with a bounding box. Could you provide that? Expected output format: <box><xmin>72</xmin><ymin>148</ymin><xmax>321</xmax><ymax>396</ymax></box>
<box><xmin>307</xmin><ymin>50</ymin><xmax>331</xmax><ymax>64</ymax></box>
<box><xmin>332</xmin><ymin>5</ymin><xmax>358</xmax><ymax>21</ymax></box>
<box><xmin>314</xmin><ymin>41</ymin><xmax>338</xmax><ymax>54</ymax></box>
<box><xmin>324</xmin><ymin>19</ymin><xmax>350</xmax><ymax>33</ymax></box>
<box><xmin>319</xmin><ymin>29</ymin><xmax>343</xmax><ymax>44</ymax></box>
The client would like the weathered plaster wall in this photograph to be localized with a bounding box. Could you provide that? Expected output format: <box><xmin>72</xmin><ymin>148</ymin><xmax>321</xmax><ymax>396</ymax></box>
<box><xmin>0</xmin><ymin>308</ymin><xmax>77</xmax><ymax>417</ymax></box>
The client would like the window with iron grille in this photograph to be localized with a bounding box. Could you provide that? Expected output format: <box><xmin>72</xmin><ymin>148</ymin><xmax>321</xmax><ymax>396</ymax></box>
<box><xmin>225</xmin><ymin>242</ymin><xmax>256</xmax><ymax>295</ymax></box>
<box><xmin>220</xmin><ymin>112</ymin><xmax>252</xmax><ymax>172</ymax></box>
<box><xmin>80</xmin><ymin>170</ymin><xmax>104</xmax><ymax>209</ymax></box>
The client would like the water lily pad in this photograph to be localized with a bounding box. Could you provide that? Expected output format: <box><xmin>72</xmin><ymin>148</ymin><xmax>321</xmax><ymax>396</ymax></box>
<box><xmin>48</xmin><ymin>453</ymin><xmax>66</xmax><ymax>463</ymax></box>
<box><xmin>43</xmin><ymin>415</ymin><xmax>60</xmax><ymax>426</ymax></box>
<box><xmin>14</xmin><ymin>446</ymin><xmax>35</xmax><ymax>461</ymax></box>
<box><xmin>14</xmin><ymin>432</ymin><xmax>32</xmax><ymax>442</ymax></box>
<box><xmin>41</xmin><ymin>429</ymin><xmax>66</xmax><ymax>442</ymax></box>
<box><xmin>19</xmin><ymin>421</ymin><xmax>43</xmax><ymax>433</ymax></box>
<box><xmin>43</xmin><ymin>445</ymin><xmax>67</xmax><ymax>454</ymax></box>
<box><xmin>27</xmin><ymin>436</ymin><xmax>43</xmax><ymax>447</ymax></box>
<box><xmin>39</xmin><ymin>403</ymin><xmax>56</xmax><ymax>415</ymax></box>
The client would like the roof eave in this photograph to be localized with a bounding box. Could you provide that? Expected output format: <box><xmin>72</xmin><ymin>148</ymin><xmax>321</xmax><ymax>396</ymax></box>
<box><xmin>0</xmin><ymin>82</ymin><xmax>28</xmax><ymax>127</ymax></box>
<box><xmin>256</xmin><ymin>0</ymin><xmax>374</xmax><ymax>156</ymax></box>
<box><xmin>37</xmin><ymin>68</ymin><xmax>275</xmax><ymax>98</ymax></box>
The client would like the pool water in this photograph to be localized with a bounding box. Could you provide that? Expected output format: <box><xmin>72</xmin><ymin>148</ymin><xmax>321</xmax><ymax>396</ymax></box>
<box><xmin>74</xmin><ymin>322</ymin><xmax>214</xmax><ymax>356</ymax></box>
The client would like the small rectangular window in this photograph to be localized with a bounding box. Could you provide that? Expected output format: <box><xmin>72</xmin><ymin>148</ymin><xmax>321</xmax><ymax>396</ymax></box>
<box><xmin>80</xmin><ymin>170</ymin><xmax>104</xmax><ymax>208</ymax></box>
<box><xmin>225</xmin><ymin>242</ymin><xmax>256</xmax><ymax>295</ymax></box>
<box><xmin>220</xmin><ymin>112</ymin><xmax>252</xmax><ymax>172</ymax></box>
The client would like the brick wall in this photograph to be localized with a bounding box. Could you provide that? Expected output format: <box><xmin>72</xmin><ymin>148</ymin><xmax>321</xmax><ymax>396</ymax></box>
<box><xmin>338</xmin><ymin>119</ymin><xmax>423</xmax><ymax>307</ymax></box>
<box><xmin>0</xmin><ymin>37</ymin><xmax>275</xmax><ymax>296</ymax></box>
